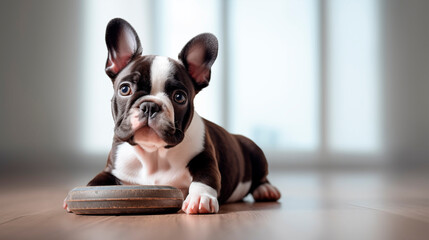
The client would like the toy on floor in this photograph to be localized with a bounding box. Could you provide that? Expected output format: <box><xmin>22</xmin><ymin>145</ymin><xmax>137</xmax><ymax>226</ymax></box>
<box><xmin>65</xmin><ymin>185</ymin><xmax>183</xmax><ymax>215</ymax></box>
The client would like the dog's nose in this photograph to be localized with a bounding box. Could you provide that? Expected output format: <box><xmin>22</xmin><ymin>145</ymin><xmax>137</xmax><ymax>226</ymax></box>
<box><xmin>140</xmin><ymin>102</ymin><xmax>161</xmax><ymax>119</ymax></box>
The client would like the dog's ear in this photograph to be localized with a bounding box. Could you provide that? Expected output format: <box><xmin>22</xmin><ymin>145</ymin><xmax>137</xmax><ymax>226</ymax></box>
<box><xmin>105</xmin><ymin>18</ymin><xmax>142</xmax><ymax>80</ymax></box>
<box><xmin>178</xmin><ymin>33</ymin><xmax>218</xmax><ymax>93</ymax></box>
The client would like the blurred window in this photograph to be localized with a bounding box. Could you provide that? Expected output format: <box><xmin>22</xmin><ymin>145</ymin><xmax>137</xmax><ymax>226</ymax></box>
<box><xmin>327</xmin><ymin>0</ymin><xmax>380</xmax><ymax>153</ymax></box>
<box><xmin>228</xmin><ymin>0</ymin><xmax>320</xmax><ymax>151</ymax></box>
<box><xmin>228</xmin><ymin>0</ymin><xmax>380</xmax><ymax>155</ymax></box>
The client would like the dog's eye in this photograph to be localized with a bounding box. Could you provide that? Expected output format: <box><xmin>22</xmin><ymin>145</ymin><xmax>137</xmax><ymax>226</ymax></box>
<box><xmin>173</xmin><ymin>90</ymin><xmax>187</xmax><ymax>104</ymax></box>
<box><xmin>119</xmin><ymin>84</ymin><xmax>132</xmax><ymax>96</ymax></box>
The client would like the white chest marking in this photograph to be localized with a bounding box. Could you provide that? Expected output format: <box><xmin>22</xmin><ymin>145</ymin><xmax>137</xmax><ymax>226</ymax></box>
<box><xmin>111</xmin><ymin>113</ymin><xmax>205</xmax><ymax>190</ymax></box>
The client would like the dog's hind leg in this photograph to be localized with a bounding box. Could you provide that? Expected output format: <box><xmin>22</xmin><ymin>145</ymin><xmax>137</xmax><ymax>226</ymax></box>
<box><xmin>235</xmin><ymin>135</ymin><xmax>281</xmax><ymax>202</ymax></box>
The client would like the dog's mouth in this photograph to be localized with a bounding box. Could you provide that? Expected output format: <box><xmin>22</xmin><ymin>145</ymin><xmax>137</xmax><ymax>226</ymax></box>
<box><xmin>136</xmin><ymin>125</ymin><xmax>161</xmax><ymax>138</ymax></box>
<box><xmin>132</xmin><ymin>125</ymin><xmax>165</xmax><ymax>149</ymax></box>
<box><xmin>129</xmin><ymin>112</ymin><xmax>183</xmax><ymax>149</ymax></box>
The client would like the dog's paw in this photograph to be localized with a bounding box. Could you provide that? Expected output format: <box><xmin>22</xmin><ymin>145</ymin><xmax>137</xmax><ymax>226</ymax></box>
<box><xmin>182</xmin><ymin>194</ymin><xmax>219</xmax><ymax>214</ymax></box>
<box><xmin>63</xmin><ymin>198</ymin><xmax>71</xmax><ymax>213</ymax></box>
<box><xmin>252</xmin><ymin>183</ymin><xmax>281</xmax><ymax>201</ymax></box>
<box><xmin>182</xmin><ymin>182</ymin><xmax>219</xmax><ymax>214</ymax></box>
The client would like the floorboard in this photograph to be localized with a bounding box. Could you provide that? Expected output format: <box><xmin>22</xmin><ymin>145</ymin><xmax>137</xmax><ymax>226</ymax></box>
<box><xmin>1</xmin><ymin>170</ymin><xmax>428</xmax><ymax>240</ymax></box>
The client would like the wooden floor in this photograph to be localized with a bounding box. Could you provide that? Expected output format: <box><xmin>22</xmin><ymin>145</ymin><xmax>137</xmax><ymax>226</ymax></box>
<box><xmin>1</xmin><ymin>169</ymin><xmax>429</xmax><ymax>240</ymax></box>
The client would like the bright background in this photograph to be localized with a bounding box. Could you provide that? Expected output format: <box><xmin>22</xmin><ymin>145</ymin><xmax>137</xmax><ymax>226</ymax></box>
<box><xmin>0</xmin><ymin>0</ymin><xmax>428</xmax><ymax>172</ymax></box>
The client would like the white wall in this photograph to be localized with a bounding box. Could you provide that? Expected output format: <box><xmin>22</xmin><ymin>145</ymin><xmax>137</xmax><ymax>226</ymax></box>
<box><xmin>0</xmin><ymin>0</ymin><xmax>83</xmax><ymax>155</ymax></box>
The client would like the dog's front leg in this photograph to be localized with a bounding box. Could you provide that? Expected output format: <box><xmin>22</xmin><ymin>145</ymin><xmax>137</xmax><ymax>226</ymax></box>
<box><xmin>87</xmin><ymin>171</ymin><xmax>121</xmax><ymax>186</ymax></box>
<box><xmin>183</xmin><ymin>151</ymin><xmax>221</xmax><ymax>214</ymax></box>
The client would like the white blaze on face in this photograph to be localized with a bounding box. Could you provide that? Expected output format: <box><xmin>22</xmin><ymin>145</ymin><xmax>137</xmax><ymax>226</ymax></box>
<box><xmin>148</xmin><ymin>56</ymin><xmax>175</xmax><ymax>124</ymax></box>
<box><xmin>150</xmin><ymin>56</ymin><xmax>173</xmax><ymax>95</ymax></box>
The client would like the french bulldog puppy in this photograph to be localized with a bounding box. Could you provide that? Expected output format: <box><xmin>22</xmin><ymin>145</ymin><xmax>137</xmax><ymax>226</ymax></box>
<box><xmin>65</xmin><ymin>18</ymin><xmax>280</xmax><ymax>214</ymax></box>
